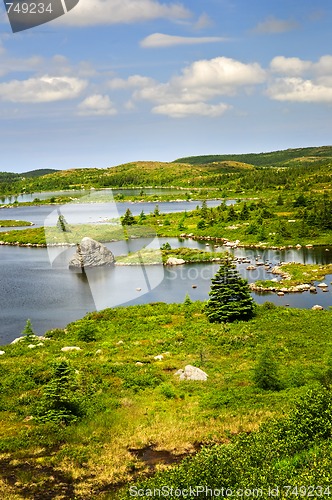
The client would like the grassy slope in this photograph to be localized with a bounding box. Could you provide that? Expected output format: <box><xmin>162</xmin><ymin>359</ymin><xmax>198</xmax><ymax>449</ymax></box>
<box><xmin>174</xmin><ymin>145</ymin><xmax>332</xmax><ymax>166</ymax></box>
<box><xmin>0</xmin><ymin>304</ymin><xmax>332</xmax><ymax>498</ymax></box>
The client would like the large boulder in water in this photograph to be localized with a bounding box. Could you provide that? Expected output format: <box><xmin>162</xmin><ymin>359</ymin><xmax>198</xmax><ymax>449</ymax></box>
<box><xmin>69</xmin><ymin>237</ymin><xmax>115</xmax><ymax>269</ymax></box>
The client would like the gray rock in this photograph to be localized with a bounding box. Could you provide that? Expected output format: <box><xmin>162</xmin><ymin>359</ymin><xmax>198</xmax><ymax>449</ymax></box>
<box><xmin>175</xmin><ymin>365</ymin><xmax>208</xmax><ymax>381</ymax></box>
<box><xmin>69</xmin><ymin>237</ymin><xmax>115</xmax><ymax>269</ymax></box>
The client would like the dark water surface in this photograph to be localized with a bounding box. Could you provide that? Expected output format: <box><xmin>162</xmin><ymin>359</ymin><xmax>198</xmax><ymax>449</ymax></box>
<box><xmin>0</xmin><ymin>236</ymin><xmax>331</xmax><ymax>345</ymax></box>
<box><xmin>0</xmin><ymin>201</ymin><xmax>331</xmax><ymax>344</ymax></box>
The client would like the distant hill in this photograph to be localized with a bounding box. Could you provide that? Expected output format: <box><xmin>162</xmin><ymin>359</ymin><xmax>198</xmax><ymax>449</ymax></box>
<box><xmin>174</xmin><ymin>145</ymin><xmax>332</xmax><ymax>167</ymax></box>
<box><xmin>20</xmin><ymin>169</ymin><xmax>59</xmax><ymax>178</ymax></box>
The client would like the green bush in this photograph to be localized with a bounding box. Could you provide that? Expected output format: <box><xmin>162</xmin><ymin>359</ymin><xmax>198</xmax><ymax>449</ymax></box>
<box><xmin>253</xmin><ymin>349</ymin><xmax>282</xmax><ymax>391</ymax></box>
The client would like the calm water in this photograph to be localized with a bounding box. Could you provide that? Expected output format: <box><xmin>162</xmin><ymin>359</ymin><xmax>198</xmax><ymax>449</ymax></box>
<box><xmin>0</xmin><ymin>236</ymin><xmax>331</xmax><ymax>345</ymax></box>
<box><xmin>1</xmin><ymin>187</ymin><xmax>202</xmax><ymax>205</ymax></box>
<box><xmin>0</xmin><ymin>201</ymin><xmax>331</xmax><ymax>344</ymax></box>
<box><xmin>0</xmin><ymin>199</ymin><xmax>228</xmax><ymax>231</ymax></box>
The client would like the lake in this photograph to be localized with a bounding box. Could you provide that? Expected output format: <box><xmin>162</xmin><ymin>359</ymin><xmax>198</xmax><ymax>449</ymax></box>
<box><xmin>0</xmin><ymin>201</ymin><xmax>331</xmax><ymax>344</ymax></box>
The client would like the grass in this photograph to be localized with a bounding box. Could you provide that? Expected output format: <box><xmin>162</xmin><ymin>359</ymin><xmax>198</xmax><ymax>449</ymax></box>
<box><xmin>0</xmin><ymin>220</ymin><xmax>33</xmax><ymax>227</ymax></box>
<box><xmin>1</xmin><ymin>303</ymin><xmax>332</xmax><ymax>497</ymax></box>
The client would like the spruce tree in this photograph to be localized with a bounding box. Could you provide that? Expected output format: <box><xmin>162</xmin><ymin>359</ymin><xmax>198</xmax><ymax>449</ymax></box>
<box><xmin>205</xmin><ymin>258</ymin><xmax>255</xmax><ymax>323</ymax></box>
<box><xmin>121</xmin><ymin>208</ymin><xmax>136</xmax><ymax>226</ymax></box>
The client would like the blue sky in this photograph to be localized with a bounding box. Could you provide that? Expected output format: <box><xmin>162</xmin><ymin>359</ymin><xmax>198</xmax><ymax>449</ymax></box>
<box><xmin>0</xmin><ymin>0</ymin><xmax>332</xmax><ymax>172</ymax></box>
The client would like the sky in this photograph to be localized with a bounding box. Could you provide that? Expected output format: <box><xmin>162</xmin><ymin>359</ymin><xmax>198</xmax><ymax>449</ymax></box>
<box><xmin>0</xmin><ymin>0</ymin><xmax>332</xmax><ymax>172</ymax></box>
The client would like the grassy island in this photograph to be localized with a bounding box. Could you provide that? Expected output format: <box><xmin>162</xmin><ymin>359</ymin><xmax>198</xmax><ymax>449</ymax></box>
<box><xmin>0</xmin><ymin>220</ymin><xmax>33</xmax><ymax>227</ymax></box>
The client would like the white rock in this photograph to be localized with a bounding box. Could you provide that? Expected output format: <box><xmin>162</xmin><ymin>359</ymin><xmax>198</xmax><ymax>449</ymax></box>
<box><xmin>317</xmin><ymin>283</ymin><xmax>328</xmax><ymax>288</ymax></box>
<box><xmin>0</xmin><ymin>351</ymin><xmax>5</xmax><ymax>355</ymax></box>
<box><xmin>312</xmin><ymin>305</ymin><xmax>324</xmax><ymax>310</ymax></box>
<box><xmin>11</xmin><ymin>336</ymin><xmax>24</xmax><ymax>344</ymax></box>
<box><xmin>166</xmin><ymin>257</ymin><xmax>185</xmax><ymax>266</ymax></box>
<box><xmin>175</xmin><ymin>365</ymin><xmax>208</xmax><ymax>381</ymax></box>
<box><xmin>61</xmin><ymin>346</ymin><xmax>81</xmax><ymax>352</ymax></box>
<box><xmin>154</xmin><ymin>354</ymin><xmax>164</xmax><ymax>361</ymax></box>
<box><xmin>135</xmin><ymin>362</ymin><xmax>144</xmax><ymax>366</ymax></box>
<box><xmin>28</xmin><ymin>344</ymin><xmax>36</xmax><ymax>349</ymax></box>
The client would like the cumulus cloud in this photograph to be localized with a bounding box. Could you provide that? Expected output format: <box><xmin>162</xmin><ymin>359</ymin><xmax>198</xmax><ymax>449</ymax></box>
<box><xmin>78</xmin><ymin>94</ymin><xmax>117</xmax><ymax>115</ymax></box>
<box><xmin>0</xmin><ymin>75</ymin><xmax>86</xmax><ymax>103</ymax></box>
<box><xmin>270</xmin><ymin>56</ymin><xmax>312</xmax><ymax>76</ymax></box>
<box><xmin>140</xmin><ymin>33</ymin><xmax>227</xmax><ymax>48</ymax></box>
<box><xmin>254</xmin><ymin>16</ymin><xmax>298</xmax><ymax>34</ymax></box>
<box><xmin>152</xmin><ymin>102</ymin><xmax>230</xmax><ymax>118</ymax></box>
<box><xmin>134</xmin><ymin>56</ymin><xmax>266</xmax><ymax>107</ymax></box>
<box><xmin>267</xmin><ymin>77</ymin><xmax>332</xmax><ymax>103</ymax></box>
<box><xmin>127</xmin><ymin>56</ymin><xmax>265</xmax><ymax>117</ymax></box>
<box><xmin>57</xmin><ymin>0</ymin><xmax>191</xmax><ymax>26</ymax></box>
<box><xmin>267</xmin><ymin>54</ymin><xmax>332</xmax><ymax>103</ymax></box>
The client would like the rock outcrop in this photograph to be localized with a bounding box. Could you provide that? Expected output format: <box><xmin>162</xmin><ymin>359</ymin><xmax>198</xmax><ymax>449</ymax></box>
<box><xmin>175</xmin><ymin>365</ymin><xmax>208</xmax><ymax>381</ymax></box>
<box><xmin>69</xmin><ymin>237</ymin><xmax>115</xmax><ymax>269</ymax></box>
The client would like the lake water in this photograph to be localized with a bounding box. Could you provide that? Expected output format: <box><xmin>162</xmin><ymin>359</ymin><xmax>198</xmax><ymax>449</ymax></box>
<box><xmin>0</xmin><ymin>187</ymin><xmax>201</xmax><ymax>205</ymax></box>
<box><xmin>0</xmin><ymin>202</ymin><xmax>331</xmax><ymax>344</ymax></box>
<box><xmin>0</xmin><ymin>199</ymin><xmax>227</xmax><ymax>231</ymax></box>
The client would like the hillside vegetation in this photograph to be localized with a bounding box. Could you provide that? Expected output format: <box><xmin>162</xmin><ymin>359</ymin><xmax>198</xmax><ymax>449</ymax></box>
<box><xmin>1</xmin><ymin>146</ymin><xmax>332</xmax><ymax>198</ymax></box>
<box><xmin>175</xmin><ymin>145</ymin><xmax>332</xmax><ymax>167</ymax></box>
<box><xmin>1</xmin><ymin>303</ymin><xmax>332</xmax><ymax>498</ymax></box>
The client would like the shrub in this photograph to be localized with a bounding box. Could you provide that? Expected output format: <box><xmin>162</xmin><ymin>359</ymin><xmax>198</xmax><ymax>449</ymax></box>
<box><xmin>253</xmin><ymin>349</ymin><xmax>282</xmax><ymax>391</ymax></box>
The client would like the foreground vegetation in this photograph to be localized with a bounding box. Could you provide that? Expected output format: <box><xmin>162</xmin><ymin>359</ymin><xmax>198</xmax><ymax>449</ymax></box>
<box><xmin>1</xmin><ymin>303</ymin><xmax>332</xmax><ymax>498</ymax></box>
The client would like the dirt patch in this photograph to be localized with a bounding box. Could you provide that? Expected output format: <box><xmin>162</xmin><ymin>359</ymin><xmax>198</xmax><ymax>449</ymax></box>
<box><xmin>128</xmin><ymin>443</ymin><xmax>190</xmax><ymax>468</ymax></box>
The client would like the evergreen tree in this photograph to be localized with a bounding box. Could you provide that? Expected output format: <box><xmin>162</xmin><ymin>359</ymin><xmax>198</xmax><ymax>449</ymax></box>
<box><xmin>205</xmin><ymin>258</ymin><xmax>255</xmax><ymax>323</ymax></box>
<box><xmin>121</xmin><ymin>208</ymin><xmax>136</xmax><ymax>226</ymax></box>
<box><xmin>138</xmin><ymin>210</ymin><xmax>146</xmax><ymax>224</ymax></box>
<box><xmin>22</xmin><ymin>319</ymin><xmax>36</xmax><ymax>342</ymax></box>
<box><xmin>201</xmin><ymin>200</ymin><xmax>208</xmax><ymax>218</ymax></box>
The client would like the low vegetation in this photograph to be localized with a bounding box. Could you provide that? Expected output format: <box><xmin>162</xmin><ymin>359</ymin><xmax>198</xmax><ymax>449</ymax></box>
<box><xmin>1</xmin><ymin>303</ymin><xmax>332</xmax><ymax>498</ymax></box>
<box><xmin>0</xmin><ymin>220</ymin><xmax>33</xmax><ymax>227</ymax></box>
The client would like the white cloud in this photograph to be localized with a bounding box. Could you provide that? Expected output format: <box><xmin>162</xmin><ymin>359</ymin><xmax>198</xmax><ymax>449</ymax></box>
<box><xmin>134</xmin><ymin>56</ymin><xmax>266</xmax><ymax>106</ymax></box>
<box><xmin>152</xmin><ymin>102</ymin><xmax>230</xmax><ymax>118</ymax></box>
<box><xmin>0</xmin><ymin>53</ymin><xmax>43</xmax><ymax>77</ymax></box>
<box><xmin>270</xmin><ymin>56</ymin><xmax>312</xmax><ymax>76</ymax></box>
<box><xmin>254</xmin><ymin>16</ymin><xmax>298</xmax><ymax>34</ymax></box>
<box><xmin>140</xmin><ymin>33</ymin><xmax>227</xmax><ymax>48</ymax></box>
<box><xmin>78</xmin><ymin>94</ymin><xmax>117</xmax><ymax>115</ymax></box>
<box><xmin>176</xmin><ymin>57</ymin><xmax>266</xmax><ymax>96</ymax></box>
<box><xmin>109</xmin><ymin>75</ymin><xmax>155</xmax><ymax>89</ymax></box>
<box><xmin>57</xmin><ymin>0</ymin><xmax>191</xmax><ymax>26</ymax></box>
<box><xmin>267</xmin><ymin>77</ymin><xmax>332</xmax><ymax>103</ymax></box>
<box><xmin>0</xmin><ymin>75</ymin><xmax>86</xmax><ymax>103</ymax></box>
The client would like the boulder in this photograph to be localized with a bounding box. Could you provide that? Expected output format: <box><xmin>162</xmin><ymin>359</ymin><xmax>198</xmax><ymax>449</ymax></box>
<box><xmin>61</xmin><ymin>346</ymin><xmax>82</xmax><ymax>352</ymax></box>
<box><xmin>175</xmin><ymin>365</ymin><xmax>208</xmax><ymax>381</ymax></box>
<box><xmin>166</xmin><ymin>257</ymin><xmax>185</xmax><ymax>266</ymax></box>
<box><xmin>312</xmin><ymin>305</ymin><xmax>324</xmax><ymax>310</ymax></box>
<box><xmin>69</xmin><ymin>237</ymin><xmax>115</xmax><ymax>269</ymax></box>
<box><xmin>0</xmin><ymin>351</ymin><xmax>5</xmax><ymax>355</ymax></box>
